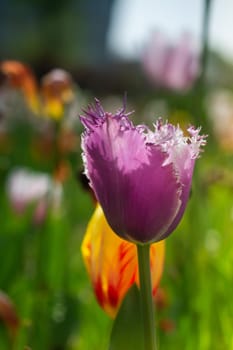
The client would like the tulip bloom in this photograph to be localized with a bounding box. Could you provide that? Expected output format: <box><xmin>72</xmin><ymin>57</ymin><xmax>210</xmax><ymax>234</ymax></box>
<box><xmin>0</xmin><ymin>290</ymin><xmax>19</xmax><ymax>336</ymax></box>
<box><xmin>0</xmin><ymin>60</ymin><xmax>39</xmax><ymax>113</ymax></box>
<box><xmin>81</xmin><ymin>204</ymin><xmax>165</xmax><ymax>318</ymax></box>
<box><xmin>80</xmin><ymin>99</ymin><xmax>206</xmax><ymax>244</ymax></box>
<box><xmin>6</xmin><ymin>168</ymin><xmax>63</xmax><ymax>223</ymax></box>
<box><xmin>142</xmin><ymin>32</ymin><xmax>199</xmax><ymax>91</ymax></box>
<box><xmin>41</xmin><ymin>69</ymin><xmax>74</xmax><ymax>120</ymax></box>
<box><xmin>0</xmin><ymin>60</ymin><xmax>75</xmax><ymax>120</ymax></box>
<box><xmin>207</xmin><ymin>90</ymin><xmax>233</xmax><ymax>151</ymax></box>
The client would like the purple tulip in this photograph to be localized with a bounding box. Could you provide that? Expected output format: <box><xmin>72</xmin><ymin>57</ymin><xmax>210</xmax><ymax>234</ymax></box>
<box><xmin>80</xmin><ymin>100</ymin><xmax>206</xmax><ymax>244</ymax></box>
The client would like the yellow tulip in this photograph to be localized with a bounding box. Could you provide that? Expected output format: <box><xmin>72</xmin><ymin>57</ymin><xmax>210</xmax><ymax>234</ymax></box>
<box><xmin>41</xmin><ymin>69</ymin><xmax>74</xmax><ymax>120</ymax></box>
<box><xmin>81</xmin><ymin>204</ymin><xmax>165</xmax><ymax>318</ymax></box>
<box><xmin>1</xmin><ymin>61</ymin><xmax>75</xmax><ymax>120</ymax></box>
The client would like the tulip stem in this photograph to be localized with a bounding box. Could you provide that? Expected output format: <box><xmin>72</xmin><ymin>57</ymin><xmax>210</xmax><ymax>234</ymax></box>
<box><xmin>137</xmin><ymin>244</ymin><xmax>157</xmax><ymax>350</ymax></box>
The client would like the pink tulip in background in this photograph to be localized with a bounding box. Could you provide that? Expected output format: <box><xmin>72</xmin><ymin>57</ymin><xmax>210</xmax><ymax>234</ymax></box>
<box><xmin>142</xmin><ymin>32</ymin><xmax>200</xmax><ymax>91</ymax></box>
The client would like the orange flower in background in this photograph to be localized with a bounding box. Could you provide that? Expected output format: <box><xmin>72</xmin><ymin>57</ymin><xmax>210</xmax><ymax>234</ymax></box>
<box><xmin>0</xmin><ymin>290</ymin><xmax>20</xmax><ymax>337</ymax></box>
<box><xmin>0</xmin><ymin>60</ymin><xmax>39</xmax><ymax>113</ymax></box>
<box><xmin>0</xmin><ymin>61</ymin><xmax>75</xmax><ymax>120</ymax></box>
<box><xmin>41</xmin><ymin>69</ymin><xmax>75</xmax><ymax>120</ymax></box>
<box><xmin>81</xmin><ymin>204</ymin><xmax>165</xmax><ymax>318</ymax></box>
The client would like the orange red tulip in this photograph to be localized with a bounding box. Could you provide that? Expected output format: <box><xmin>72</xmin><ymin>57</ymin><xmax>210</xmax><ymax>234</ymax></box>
<box><xmin>81</xmin><ymin>204</ymin><xmax>165</xmax><ymax>318</ymax></box>
<box><xmin>0</xmin><ymin>290</ymin><xmax>19</xmax><ymax>336</ymax></box>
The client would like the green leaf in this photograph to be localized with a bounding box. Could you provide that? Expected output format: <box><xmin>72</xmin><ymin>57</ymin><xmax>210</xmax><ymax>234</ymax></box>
<box><xmin>109</xmin><ymin>285</ymin><xmax>143</xmax><ymax>350</ymax></box>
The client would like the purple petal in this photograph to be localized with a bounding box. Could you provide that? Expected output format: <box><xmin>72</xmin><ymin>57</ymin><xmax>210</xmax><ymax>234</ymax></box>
<box><xmin>159</xmin><ymin>143</ymin><xmax>195</xmax><ymax>239</ymax></box>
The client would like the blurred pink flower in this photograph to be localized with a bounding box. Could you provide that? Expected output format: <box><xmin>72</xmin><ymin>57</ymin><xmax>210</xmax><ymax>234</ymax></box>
<box><xmin>6</xmin><ymin>168</ymin><xmax>63</xmax><ymax>224</ymax></box>
<box><xmin>207</xmin><ymin>90</ymin><xmax>233</xmax><ymax>151</ymax></box>
<box><xmin>142</xmin><ymin>32</ymin><xmax>200</xmax><ymax>91</ymax></box>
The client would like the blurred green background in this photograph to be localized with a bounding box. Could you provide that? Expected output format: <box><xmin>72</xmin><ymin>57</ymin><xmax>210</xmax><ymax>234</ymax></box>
<box><xmin>1</xmin><ymin>0</ymin><xmax>233</xmax><ymax>349</ymax></box>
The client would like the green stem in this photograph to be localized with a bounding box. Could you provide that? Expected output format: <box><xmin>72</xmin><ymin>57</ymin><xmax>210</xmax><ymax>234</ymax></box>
<box><xmin>137</xmin><ymin>244</ymin><xmax>157</xmax><ymax>350</ymax></box>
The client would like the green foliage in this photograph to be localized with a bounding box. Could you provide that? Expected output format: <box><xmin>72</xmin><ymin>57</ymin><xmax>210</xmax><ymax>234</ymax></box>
<box><xmin>1</xmin><ymin>91</ymin><xmax>233</xmax><ymax>350</ymax></box>
<box><xmin>109</xmin><ymin>286</ymin><xmax>143</xmax><ymax>350</ymax></box>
